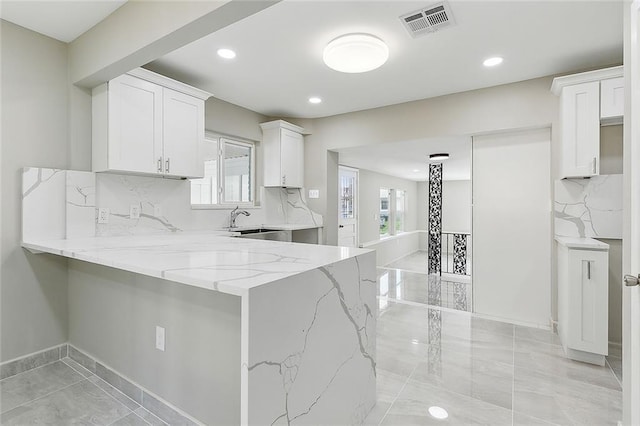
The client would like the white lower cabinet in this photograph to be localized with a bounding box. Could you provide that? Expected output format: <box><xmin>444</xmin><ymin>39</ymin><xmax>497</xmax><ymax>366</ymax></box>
<box><xmin>557</xmin><ymin>237</ymin><xmax>609</xmax><ymax>365</ymax></box>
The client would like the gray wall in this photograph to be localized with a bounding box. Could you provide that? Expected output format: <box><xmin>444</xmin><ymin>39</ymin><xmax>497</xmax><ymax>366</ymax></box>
<box><xmin>599</xmin><ymin>239</ymin><xmax>623</xmax><ymax>345</ymax></box>
<box><xmin>356</xmin><ymin>169</ymin><xmax>418</xmax><ymax>244</ymax></box>
<box><xmin>68</xmin><ymin>261</ymin><xmax>241</xmax><ymax>425</ymax></box>
<box><xmin>1</xmin><ymin>21</ymin><xmax>70</xmax><ymax>362</ymax></box>
<box><xmin>296</xmin><ymin>76</ymin><xmax>559</xmax><ymax>246</ymax></box>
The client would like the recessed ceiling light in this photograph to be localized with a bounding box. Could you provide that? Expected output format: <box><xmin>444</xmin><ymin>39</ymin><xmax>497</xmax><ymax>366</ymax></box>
<box><xmin>428</xmin><ymin>406</ymin><xmax>449</xmax><ymax>420</ymax></box>
<box><xmin>217</xmin><ymin>48</ymin><xmax>236</xmax><ymax>59</ymax></box>
<box><xmin>413</xmin><ymin>169</ymin><xmax>420</xmax><ymax>172</ymax></box>
<box><xmin>323</xmin><ymin>33</ymin><xmax>389</xmax><ymax>73</ymax></box>
<box><xmin>309</xmin><ymin>97</ymin><xmax>322</xmax><ymax>104</ymax></box>
<box><xmin>483</xmin><ymin>56</ymin><xmax>503</xmax><ymax>67</ymax></box>
<box><xmin>429</xmin><ymin>153</ymin><xmax>449</xmax><ymax>161</ymax></box>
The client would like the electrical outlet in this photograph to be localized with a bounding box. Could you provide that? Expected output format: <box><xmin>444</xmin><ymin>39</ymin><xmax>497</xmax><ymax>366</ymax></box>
<box><xmin>155</xmin><ymin>326</ymin><xmax>165</xmax><ymax>351</ymax></box>
<box><xmin>153</xmin><ymin>205</ymin><xmax>162</xmax><ymax>217</ymax></box>
<box><xmin>130</xmin><ymin>204</ymin><xmax>141</xmax><ymax>219</ymax></box>
<box><xmin>98</xmin><ymin>208</ymin><xmax>110</xmax><ymax>224</ymax></box>
<box><xmin>308</xmin><ymin>189</ymin><xmax>320</xmax><ymax>199</ymax></box>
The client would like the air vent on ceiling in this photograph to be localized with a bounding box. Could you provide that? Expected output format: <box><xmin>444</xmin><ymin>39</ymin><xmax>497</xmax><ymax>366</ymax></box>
<box><xmin>400</xmin><ymin>1</ymin><xmax>456</xmax><ymax>38</ymax></box>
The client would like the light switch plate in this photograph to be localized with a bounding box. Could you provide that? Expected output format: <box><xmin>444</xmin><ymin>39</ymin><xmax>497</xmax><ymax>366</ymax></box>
<box><xmin>308</xmin><ymin>189</ymin><xmax>320</xmax><ymax>199</ymax></box>
<box><xmin>130</xmin><ymin>204</ymin><xmax>140</xmax><ymax>219</ymax></box>
<box><xmin>98</xmin><ymin>208</ymin><xmax>110</xmax><ymax>224</ymax></box>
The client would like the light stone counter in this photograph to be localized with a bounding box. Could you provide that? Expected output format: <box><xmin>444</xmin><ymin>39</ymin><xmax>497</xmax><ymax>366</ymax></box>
<box><xmin>21</xmin><ymin>168</ymin><xmax>376</xmax><ymax>425</ymax></box>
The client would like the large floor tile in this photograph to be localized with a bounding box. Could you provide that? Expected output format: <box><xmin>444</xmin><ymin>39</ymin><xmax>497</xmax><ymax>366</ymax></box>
<box><xmin>1</xmin><ymin>379</ymin><xmax>132</xmax><ymax>425</ymax></box>
<box><xmin>514</xmin><ymin>325</ymin><xmax>561</xmax><ymax>346</ymax></box>
<box><xmin>0</xmin><ymin>361</ymin><xmax>84</xmax><ymax>413</ymax></box>
<box><xmin>513</xmin><ymin>366</ymin><xmax>622</xmax><ymax>425</ymax></box>
<box><xmin>111</xmin><ymin>412</ymin><xmax>149</xmax><ymax>426</ymax></box>
<box><xmin>410</xmin><ymin>349</ymin><xmax>513</xmax><ymax>410</ymax></box>
<box><xmin>383</xmin><ymin>379</ymin><xmax>512</xmax><ymax>425</ymax></box>
<box><xmin>514</xmin><ymin>339</ymin><xmax>621</xmax><ymax>391</ymax></box>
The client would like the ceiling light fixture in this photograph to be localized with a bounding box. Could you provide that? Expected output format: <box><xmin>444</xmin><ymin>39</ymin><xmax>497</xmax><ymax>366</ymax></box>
<box><xmin>429</xmin><ymin>153</ymin><xmax>449</xmax><ymax>161</ymax></box>
<box><xmin>323</xmin><ymin>33</ymin><xmax>389</xmax><ymax>73</ymax></box>
<box><xmin>217</xmin><ymin>48</ymin><xmax>236</xmax><ymax>59</ymax></box>
<box><xmin>483</xmin><ymin>56</ymin><xmax>503</xmax><ymax>67</ymax></box>
<box><xmin>428</xmin><ymin>406</ymin><xmax>449</xmax><ymax>420</ymax></box>
<box><xmin>308</xmin><ymin>97</ymin><xmax>322</xmax><ymax>104</ymax></box>
<box><xmin>413</xmin><ymin>169</ymin><xmax>420</xmax><ymax>172</ymax></box>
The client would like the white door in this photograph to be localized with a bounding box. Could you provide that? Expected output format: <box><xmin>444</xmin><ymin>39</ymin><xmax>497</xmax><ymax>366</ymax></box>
<box><xmin>162</xmin><ymin>87</ymin><xmax>204</xmax><ymax>178</ymax></box>
<box><xmin>338</xmin><ymin>166</ymin><xmax>358</xmax><ymax>247</ymax></box>
<box><xmin>472</xmin><ymin>128</ymin><xmax>551</xmax><ymax>327</ymax></box>
<box><xmin>108</xmin><ymin>74</ymin><xmax>163</xmax><ymax>174</ymax></box>
<box><xmin>623</xmin><ymin>1</ymin><xmax>640</xmax><ymax>424</ymax></box>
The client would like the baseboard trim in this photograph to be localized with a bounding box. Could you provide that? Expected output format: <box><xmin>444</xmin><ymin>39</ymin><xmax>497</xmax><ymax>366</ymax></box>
<box><xmin>0</xmin><ymin>343</ymin><xmax>67</xmax><ymax>380</ymax></box>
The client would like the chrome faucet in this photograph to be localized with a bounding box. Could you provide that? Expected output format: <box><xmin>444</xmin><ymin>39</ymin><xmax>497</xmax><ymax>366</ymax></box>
<box><xmin>229</xmin><ymin>206</ymin><xmax>251</xmax><ymax>228</ymax></box>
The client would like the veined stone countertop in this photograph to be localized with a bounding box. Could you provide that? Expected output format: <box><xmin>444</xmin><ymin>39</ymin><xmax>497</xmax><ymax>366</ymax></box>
<box><xmin>22</xmin><ymin>231</ymin><xmax>369</xmax><ymax>297</ymax></box>
<box><xmin>555</xmin><ymin>236</ymin><xmax>610</xmax><ymax>251</ymax></box>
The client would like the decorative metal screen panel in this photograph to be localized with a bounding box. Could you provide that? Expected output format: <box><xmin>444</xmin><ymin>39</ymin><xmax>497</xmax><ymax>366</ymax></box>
<box><xmin>453</xmin><ymin>233</ymin><xmax>468</xmax><ymax>275</ymax></box>
<box><xmin>428</xmin><ymin>163</ymin><xmax>443</xmax><ymax>274</ymax></box>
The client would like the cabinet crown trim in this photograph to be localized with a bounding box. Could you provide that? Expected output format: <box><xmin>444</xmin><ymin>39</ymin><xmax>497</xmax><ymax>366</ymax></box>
<box><xmin>127</xmin><ymin>68</ymin><xmax>212</xmax><ymax>100</ymax></box>
<box><xmin>551</xmin><ymin>65</ymin><xmax>623</xmax><ymax>95</ymax></box>
<box><xmin>260</xmin><ymin>120</ymin><xmax>307</xmax><ymax>135</ymax></box>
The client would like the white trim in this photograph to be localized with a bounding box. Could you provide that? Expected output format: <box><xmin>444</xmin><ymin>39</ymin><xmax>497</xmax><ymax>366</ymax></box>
<box><xmin>259</xmin><ymin>119</ymin><xmax>307</xmax><ymax>135</ymax></box>
<box><xmin>127</xmin><ymin>68</ymin><xmax>212</xmax><ymax>100</ymax></box>
<box><xmin>550</xmin><ymin>65</ymin><xmax>623</xmax><ymax>95</ymax></box>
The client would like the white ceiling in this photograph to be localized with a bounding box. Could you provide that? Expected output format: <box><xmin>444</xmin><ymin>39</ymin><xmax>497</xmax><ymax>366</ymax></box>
<box><xmin>1</xmin><ymin>0</ymin><xmax>622</xmax><ymax>183</ymax></box>
<box><xmin>337</xmin><ymin>137</ymin><xmax>471</xmax><ymax>181</ymax></box>
<box><xmin>0</xmin><ymin>0</ymin><xmax>127</xmax><ymax>43</ymax></box>
<box><xmin>146</xmin><ymin>0</ymin><xmax>623</xmax><ymax>119</ymax></box>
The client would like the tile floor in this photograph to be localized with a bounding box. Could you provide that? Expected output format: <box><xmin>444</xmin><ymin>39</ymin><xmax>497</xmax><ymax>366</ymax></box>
<box><xmin>369</xmin><ymin>251</ymin><xmax>623</xmax><ymax>425</ymax></box>
<box><xmin>0</xmin><ymin>250</ymin><xmax>623</xmax><ymax>425</ymax></box>
<box><xmin>0</xmin><ymin>358</ymin><xmax>166</xmax><ymax>425</ymax></box>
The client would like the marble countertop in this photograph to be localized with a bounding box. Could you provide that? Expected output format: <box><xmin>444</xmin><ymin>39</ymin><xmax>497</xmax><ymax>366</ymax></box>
<box><xmin>22</xmin><ymin>232</ymin><xmax>369</xmax><ymax>297</ymax></box>
<box><xmin>555</xmin><ymin>236</ymin><xmax>610</xmax><ymax>250</ymax></box>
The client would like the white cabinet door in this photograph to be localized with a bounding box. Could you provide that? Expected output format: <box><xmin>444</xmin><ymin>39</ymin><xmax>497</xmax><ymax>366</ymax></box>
<box><xmin>600</xmin><ymin>77</ymin><xmax>624</xmax><ymax>121</ymax></box>
<box><xmin>567</xmin><ymin>249</ymin><xmax>608</xmax><ymax>355</ymax></box>
<box><xmin>108</xmin><ymin>74</ymin><xmax>163</xmax><ymax>174</ymax></box>
<box><xmin>279</xmin><ymin>128</ymin><xmax>304</xmax><ymax>188</ymax></box>
<box><xmin>560</xmin><ymin>81</ymin><xmax>600</xmax><ymax>178</ymax></box>
<box><xmin>162</xmin><ymin>88</ymin><xmax>204</xmax><ymax>178</ymax></box>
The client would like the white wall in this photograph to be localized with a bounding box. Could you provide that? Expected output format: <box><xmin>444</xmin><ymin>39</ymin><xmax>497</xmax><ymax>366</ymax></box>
<box><xmin>473</xmin><ymin>128</ymin><xmax>551</xmax><ymax>327</ymax></box>
<box><xmin>1</xmin><ymin>21</ymin><xmax>70</xmax><ymax>361</ymax></box>
<box><xmin>442</xmin><ymin>180</ymin><xmax>471</xmax><ymax>234</ymax></box>
<box><xmin>356</xmin><ymin>168</ymin><xmax>418</xmax><ymax>244</ymax></box>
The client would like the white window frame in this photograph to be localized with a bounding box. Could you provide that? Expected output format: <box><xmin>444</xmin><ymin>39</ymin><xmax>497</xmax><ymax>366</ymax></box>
<box><xmin>191</xmin><ymin>133</ymin><xmax>256</xmax><ymax>209</ymax></box>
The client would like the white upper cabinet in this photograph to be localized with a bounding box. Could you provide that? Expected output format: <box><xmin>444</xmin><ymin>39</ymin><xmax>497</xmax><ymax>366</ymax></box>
<box><xmin>551</xmin><ymin>66</ymin><xmax>623</xmax><ymax>179</ymax></box>
<box><xmin>600</xmin><ymin>77</ymin><xmax>624</xmax><ymax>122</ymax></box>
<box><xmin>560</xmin><ymin>81</ymin><xmax>600</xmax><ymax>178</ymax></box>
<box><xmin>92</xmin><ymin>68</ymin><xmax>211</xmax><ymax>179</ymax></box>
<box><xmin>261</xmin><ymin>120</ymin><xmax>306</xmax><ymax>188</ymax></box>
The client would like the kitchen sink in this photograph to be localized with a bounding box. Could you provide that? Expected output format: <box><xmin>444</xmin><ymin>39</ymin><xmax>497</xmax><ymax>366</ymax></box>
<box><xmin>236</xmin><ymin>228</ymin><xmax>273</xmax><ymax>235</ymax></box>
<box><xmin>230</xmin><ymin>228</ymin><xmax>292</xmax><ymax>242</ymax></box>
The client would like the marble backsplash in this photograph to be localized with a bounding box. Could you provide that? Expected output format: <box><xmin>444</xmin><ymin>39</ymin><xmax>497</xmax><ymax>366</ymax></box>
<box><xmin>554</xmin><ymin>174</ymin><xmax>622</xmax><ymax>239</ymax></box>
<box><xmin>22</xmin><ymin>168</ymin><xmax>323</xmax><ymax>241</ymax></box>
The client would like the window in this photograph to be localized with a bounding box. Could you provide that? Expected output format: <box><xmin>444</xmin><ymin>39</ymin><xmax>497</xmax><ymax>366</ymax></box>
<box><xmin>191</xmin><ymin>136</ymin><xmax>255</xmax><ymax>207</ymax></box>
<box><xmin>395</xmin><ymin>190</ymin><xmax>406</xmax><ymax>233</ymax></box>
<box><xmin>379</xmin><ymin>188</ymin><xmax>407</xmax><ymax>237</ymax></box>
<box><xmin>379</xmin><ymin>188</ymin><xmax>390</xmax><ymax>236</ymax></box>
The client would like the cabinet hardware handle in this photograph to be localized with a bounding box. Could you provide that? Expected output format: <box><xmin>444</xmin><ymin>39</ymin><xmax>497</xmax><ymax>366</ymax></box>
<box><xmin>592</xmin><ymin>157</ymin><xmax>597</xmax><ymax>174</ymax></box>
<box><xmin>282</xmin><ymin>175</ymin><xmax>286</xmax><ymax>185</ymax></box>
<box><xmin>157</xmin><ymin>157</ymin><xmax>163</xmax><ymax>173</ymax></box>
<box><xmin>165</xmin><ymin>158</ymin><xmax>170</xmax><ymax>173</ymax></box>
<box><xmin>587</xmin><ymin>261</ymin><xmax>591</xmax><ymax>280</ymax></box>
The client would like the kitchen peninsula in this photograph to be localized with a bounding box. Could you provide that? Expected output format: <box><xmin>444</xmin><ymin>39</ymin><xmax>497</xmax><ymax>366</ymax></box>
<box><xmin>21</xmin><ymin>168</ymin><xmax>377</xmax><ymax>425</ymax></box>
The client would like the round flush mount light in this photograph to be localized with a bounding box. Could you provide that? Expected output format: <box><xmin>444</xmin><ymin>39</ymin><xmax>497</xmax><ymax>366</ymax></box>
<box><xmin>428</xmin><ymin>406</ymin><xmax>449</xmax><ymax>420</ymax></box>
<box><xmin>429</xmin><ymin>153</ymin><xmax>450</xmax><ymax>161</ymax></box>
<box><xmin>308</xmin><ymin>97</ymin><xmax>322</xmax><ymax>104</ymax></box>
<box><xmin>323</xmin><ymin>33</ymin><xmax>389</xmax><ymax>73</ymax></box>
<box><xmin>412</xmin><ymin>169</ymin><xmax>420</xmax><ymax>173</ymax></box>
<box><xmin>217</xmin><ymin>48</ymin><xmax>236</xmax><ymax>59</ymax></box>
<box><xmin>483</xmin><ymin>56</ymin><xmax>503</xmax><ymax>67</ymax></box>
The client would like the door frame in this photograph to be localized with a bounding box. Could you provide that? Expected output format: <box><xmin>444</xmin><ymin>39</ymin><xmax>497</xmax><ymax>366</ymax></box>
<box><xmin>623</xmin><ymin>1</ymin><xmax>640</xmax><ymax>424</ymax></box>
<box><xmin>338</xmin><ymin>165</ymin><xmax>360</xmax><ymax>247</ymax></box>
